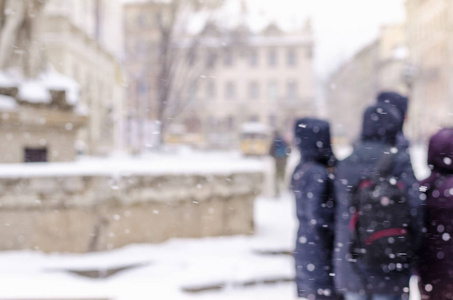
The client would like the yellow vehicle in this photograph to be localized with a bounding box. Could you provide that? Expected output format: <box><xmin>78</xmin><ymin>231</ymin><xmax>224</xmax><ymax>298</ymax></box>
<box><xmin>240</xmin><ymin>122</ymin><xmax>271</xmax><ymax>156</ymax></box>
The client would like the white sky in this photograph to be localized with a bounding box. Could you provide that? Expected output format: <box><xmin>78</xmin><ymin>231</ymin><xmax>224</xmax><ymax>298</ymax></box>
<box><xmin>241</xmin><ymin>0</ymin><xmax>406</xmax><ymax>79</ymax></box>
<box><xmin>122</xmin><ymin>0</ymin><xmax>406</xmax><ymax>79</ymax></box>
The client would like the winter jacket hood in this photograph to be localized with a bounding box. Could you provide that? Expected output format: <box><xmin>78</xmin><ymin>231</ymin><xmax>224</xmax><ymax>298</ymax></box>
<box><xmin>361</xmin><ymin>104</ymin><xmax>403</xmax><ymax>145</ymax></box>
<box><xmin>427</xmin><ymin>127</ymin><xmax>453</xmax><ymax>173</ymax></box>
<box><xmin>294</xmin><ymin>117</ymin><xmax>336</xmax><ymax>167</ymax></box>
<box><xmin>377</xmin><ymin>91</ymin><xmax>408</xmax><ymax>118</ymax></box>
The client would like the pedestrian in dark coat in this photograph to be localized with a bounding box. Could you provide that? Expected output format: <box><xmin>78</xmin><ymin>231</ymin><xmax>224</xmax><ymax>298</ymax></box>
<box><xmin>291</xmin><ymin>117</ymin><xmax>341</xmax><ymax>300</ymax></box>
<box><xmin>418</xmin><ymin>128</ymin><xmax>453</xmax><ymax>300</ymax></box>
<box><xmin>270</xmin><ymin>131</ymin><xmax>290</xmax><ymax>197</ymax></box>
<box><xmin>333</xmin><ymin>104</ymin><xmax>422</xmax><ymax>300</ymax></box>
<box><xmin>376</xmin><ymin>91</ymin><xmax>410</xmax><ymax>151</ymax></box>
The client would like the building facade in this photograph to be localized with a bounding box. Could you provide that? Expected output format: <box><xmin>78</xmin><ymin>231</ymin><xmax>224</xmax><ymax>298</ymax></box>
<box><xmin>42</xmin><ymin>0</ymin><xmax>125</xmax><ymax>155</ymax></box>
<box><xmin>123</xmin><ymin>1</ymin><xmax>316</xmax><ymax>151</ymax></box>
<box><xmin>405</xmin><ymin>0</ymin><xmax>453</xmax><ymax>143</ymax></box>
<box><xmin>123</xmin><ymin>1</ymin><xmax>162</xmax><ymax>153</ymax></box>
<box><xmin>176</xmin><ymin>23</ymin><xmax>316</xmax><ymax>149</ymax></box>
<box><xmin>325</xmin><ymin>24</ymin><xmax>409</xmax><ymax>145</ymax></box>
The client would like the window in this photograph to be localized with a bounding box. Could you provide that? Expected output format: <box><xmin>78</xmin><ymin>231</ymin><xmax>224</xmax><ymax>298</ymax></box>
<box><xmin>268</xmin><ymin>81</ymin><xmax>278</xmax><ymax>100</ymax></box>
<box><xmin>207</xmin><ymin>81</ymin><xmax>216</xmax><ymax>100</ymax></box>
<box><xmin>225</xmin><ymin>81</ymin><xmax>235</xmax><ymax>99</ymax></box>
<box><xmin>250</xmin><ymin>50</ymin><xmax>258</xmax><ymax>66</ymax></box>
<box><xmin>224</xmin><ymin>51</ymin><xmax>233</xmax><ymax>66</ymax></box>
<box><xmin>287</xmin><ymin>81</ymin><xmax>297</xmax><ymax>100</ymax></box>
<box><xmin>94</xmin><ymin>0</ymin><xmax>102</xmax><ymax>39</ymax></box>
<box><xmin>287</xmin><ymin>49</ymin><xmax>297</xmax><ymax>66</ymax></box>
<box><xmin>249</xmin><ymin>81</ymin><xmax>259</xmax><ymax>99</ymax></box>
<box><xmin>269</xmin><ymin>114</ymin><xmax>276</xmax><ymax>127</ymax></box>
<box><xmin>268</xmin><ymin>49</ymin><xmax>277</xmax><ymax>66</ymax></box>
<box><xmin>137</xmin><ymin>41</ymin><xmax>147</xmax><ymax>56</ymax></box>
<box><xmin>249</xmin><ymin>115</ymin><xmax>259</xmax><ymax>122</ymax></box>
<box><xmin>188</xmin><ymin>82</ymin><xmax>197</xmax><ymax>101</ymax></box>
<box><xmin>185</xmin><ymin>117</ymin><xmax>201</xmax><ymax>133</ymax></box>
<box><xmin>206</xmin><ymin>52</ymin><xmax>216</xmax><ymax>69</ymax></box>
<box><xmin>137</xmin><ymin>14</ymin><xmax>146</xmax><ymax>28</ymax></box>
<box><xmin>306</xmin><ymin>47</ymin><xmax>313</xmax><ymax>59</ymax></box>
<box><xmin>227</xmin><ymin>116</ymin><xmax>234</xmax><ymax>130</ymax></box>
<box><xmin>24</xmin><ymin>148</ymin><xmax>47</xmax><ymax>163</ymax></box>
<box><xmin>138</xmin><ymin>81</ymin><xmax>148</xmax><ymax>97</ymax></box>
<box><xmin>187</xmin><ymin>51</ymin><xmax>196</xmax><ymax>66</ymax></box>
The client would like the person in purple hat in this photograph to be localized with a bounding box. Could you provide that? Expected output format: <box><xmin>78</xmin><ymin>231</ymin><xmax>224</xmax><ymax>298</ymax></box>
<box><xmin>418</xmin><ymin>128</ymin><xmax>453</xmax><ymax>299</ymax></box>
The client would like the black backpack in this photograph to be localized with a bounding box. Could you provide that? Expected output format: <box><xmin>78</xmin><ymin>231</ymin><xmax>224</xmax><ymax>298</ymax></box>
<box><xmin>349</xmin><ymin>152</ymin><xmax>414</xmax><ymax>273</ymax></box>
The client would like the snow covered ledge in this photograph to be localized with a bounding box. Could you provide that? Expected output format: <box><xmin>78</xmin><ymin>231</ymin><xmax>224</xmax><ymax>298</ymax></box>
<box><xmin>0</xmin><ymin>155</ymin><xmax>264</xmax><ymax>253</ymax></box>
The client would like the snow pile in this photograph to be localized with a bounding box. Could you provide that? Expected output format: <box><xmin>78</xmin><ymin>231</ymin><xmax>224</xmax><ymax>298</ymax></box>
<box><xmin>18</xmin><ymin>79</ymin><xmax>52</xmax><ymax>103</ymax></box>
<box><xmin>0</xmin><ymin>71</ymin><xmax>18</xmax><ymax>88</ymax></box>
<box><xmin>42</xmin><ymin>68</ymin><xmax>80</xmax><ymax>105</ymax></box>
<box><xmin>0</xmin><ymin>193</ymin><xmax>422</xmax><ymax>300</ymax></box>
<box><xmin>241</xmin><ymin>122</ymin><xmax>270</xmax><ymax>134</ymax></box>
<box><xmin>0</xmin><ymin>150</ymin><xmax>265</xmax><ymax>178</ymax></box>
<box><xmin>0</xmin><ymin>95</ymin><xmax>18</xmax><ymax>111</ymax></box>
<box><xmin>4</xmin><ymin>67</ymin><xmax>80</xmax><ymax>105</ymax></box>
<box><xmin>0</xmin><ymin>195</ymin><xmax>297</xmax><ymax>300</ymax></box>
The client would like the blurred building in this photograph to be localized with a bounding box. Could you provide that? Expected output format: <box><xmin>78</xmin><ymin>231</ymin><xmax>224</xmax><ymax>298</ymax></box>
<box><xmin>405</xmin><ymin>0</ymin><xmax>453</xmax><ymax>143</ymax></box>
<box><xmin>123</xmin><ymin>1</ymin><xmax>162</xmax><ymax>153</ymax></box>
<box><xmin>123</xmin><ymin>1</ymin><xmax>316</xmax><ymax>150</ymax></box>
<box><xmin>325</xmin><ymin>24</ymin><xmax>408</xmax><ymax>145</ymax></box>
<box><xmin>175</xmin><ymin>23</ymin><xmax>316</xmax><ymax>149</ymax></box>
<box><xmin>0</xmin><ymin>71</ymin><xmax>86</xmax><ymax>163</ymax></box>
<box><xmin>42</xmin><ymin>0</ymin><xmax>125</xmax><ymax>156</ymax></box>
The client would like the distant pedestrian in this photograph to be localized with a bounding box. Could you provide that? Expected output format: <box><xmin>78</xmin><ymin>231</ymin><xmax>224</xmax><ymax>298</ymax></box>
<box><xmin>333</xmin><ymin>104</ymin><xmax>423</xmax><ymax>300</ymax></box>
<box><xmin>291</xmin><ymin>117</ymin><xmax>341</xmax><ymax>300</ymax></box>
<box><xmin>269</xmin><ymin>130</ymin><xmax>290</xmax><ymax>197</ymax></box>
<box><xmin>418</xmin><ymin>128</ymin><xmax>453</xmax><ymax>300</ymax></box>
<box><xmin>376</xmin><ymin>91</ymin><xmax>410</xmax><ymax>150</ymax></box>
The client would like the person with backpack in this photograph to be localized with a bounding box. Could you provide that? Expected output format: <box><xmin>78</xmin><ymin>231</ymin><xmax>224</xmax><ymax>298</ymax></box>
<box><xmin>269</xmin><ymin>130</ymin><xmax>290</xmax><ymax>197</ymax></box>
<box><xmin>333</xmin><ymin>104</ymin><xmax>423</xmax><ymax>300</ymax></box>
<box><xmin>376</xmin><ymin>91</ymin><xmax>410</xmax><ymax>151</ymax></box>
<box><xmin>291</xmin><ymin>117</ymin><xmax>342</xmax><ymax>299</ymax></box>
<box><xmin>418</xmin><ymin>128</ymin><xmax>453</xmax><ymax>299</ymax></box>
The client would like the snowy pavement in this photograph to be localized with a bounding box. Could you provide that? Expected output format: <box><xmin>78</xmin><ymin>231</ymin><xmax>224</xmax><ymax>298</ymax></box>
<box><xmin>0</xmin><ymin>194</ymin><xmax>298</xmax><ymax>300</ymax></box>
<box><xmin>0</xmin><ymin>146</ymin><xmax>429</xmax><ymax>299</ymax></box>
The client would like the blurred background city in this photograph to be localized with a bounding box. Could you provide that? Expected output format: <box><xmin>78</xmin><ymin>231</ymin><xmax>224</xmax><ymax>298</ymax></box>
<box><xmin>0</xmin><ymin>0</ymin><xmax>448</xmax><ymax>299</ymax></box>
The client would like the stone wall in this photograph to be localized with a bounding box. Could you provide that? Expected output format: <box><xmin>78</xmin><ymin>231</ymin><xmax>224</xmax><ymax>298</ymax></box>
<box><xmin>0</xmin><ymin>171</ymin><xmax>263</xmax><ymax>253</ymax></box>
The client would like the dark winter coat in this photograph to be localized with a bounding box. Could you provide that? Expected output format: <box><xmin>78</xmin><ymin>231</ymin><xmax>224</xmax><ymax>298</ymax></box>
<box><xmin>333</xmin><ymin>104</ymin><xmax>422</xmax><ymax>296</ymax></box>
<box><xmin>376</xmin><ymin>91</ymin><xmax>410</xmax><ymax>150</ymax></box>
<box><xmin>418</xmin><ymin>128</ymin><xmax>453</xmax><ymax>300</ymax></box>
<box><xmin>269</xmin><ymin>134</ymin><xmax>289</xmax><ymax>159</ymax></box>
<box><xmin>291</xmin><ymin>118</ymin><xmax>341</xmax><ymax>299</ymax></box>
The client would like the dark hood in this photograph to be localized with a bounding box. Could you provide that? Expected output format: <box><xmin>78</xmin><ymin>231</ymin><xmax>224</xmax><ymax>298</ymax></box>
<box><xmin>377</xmin><ymin>91</ymin><xmax>408</xmax><ymax>118</ymax></box>
<box><xmin>294</xmin><ymin>117</ymin><xmax>336</xmax><ymax>167</ymax></box>
<box><xmin>361</xmin><ymin>104</ymin><xmax>403</xmax><ymax>145</ymax></box>
<box><xmin>427</xmin><ymin>128</ymin><xmax>453</xmax><ymax>173</ymax></box>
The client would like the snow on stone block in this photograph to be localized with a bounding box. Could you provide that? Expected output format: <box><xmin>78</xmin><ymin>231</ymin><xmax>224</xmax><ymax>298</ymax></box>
<box><xmin>0</xmin><ymin>71</ymin><xmax>18</xmax><ymax>88</ymax></box>
<box><xmin>18</xmin><ymin>80</ymin><xmax>52</xmax><ymax>104</ymax></box>
<box><xmin>241</xmin><ymin>122</ymin><xmax>270</xmax><ymax>134</ymax></box>
<box><xmin>0</xmin><ymin>95</ymin><xmax>18</xmax><ymax>111</ymax></box>
<box><xmin>42</xmin><ymin>69</ymin><xmax>80</xmax><ymax>105</ymax></box>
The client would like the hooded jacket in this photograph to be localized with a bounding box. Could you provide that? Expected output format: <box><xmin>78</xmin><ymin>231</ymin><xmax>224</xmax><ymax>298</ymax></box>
<box><xmin>291</xmin><ymin>118</ymin><xmax>341</xmax><ymax>299</ymax></box>
<box><xmin>333</xmin><ymin>104</ymin><xmax>422</xmax><ymax>296</ymax></box>
<box><xmin>418</xmin><ymin>128</ymin><xmax>453</xmax><ymax>300</ymax></box>
<box><xmin>376</xmin><ymin>91</ymin><xmax>410</xmax><ymax>150</ymax></box>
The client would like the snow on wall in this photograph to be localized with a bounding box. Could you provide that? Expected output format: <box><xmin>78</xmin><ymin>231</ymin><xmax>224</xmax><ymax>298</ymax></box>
<box><xmin>18</xmin><ymin>80</ymin><xmax>52</xmax><ymax>103</ymax></box>
<box><xmin>0</xmin><ymin>153</ymin><xmax>265</xmax><ymax>178</ymax></box>
<box><xmin>42</xmin><ymin>68</ymin><xmax>80</xmax><ymax>105</ymax></box>
<box><xmin>0</xmin><ymin>95</ymin><xmax>18</xmax><ymax>111</ymax></box>
<box><xmin>0</xmin><ymin>71</ymin><xmax>18</xmax><ymax>88</ymax></box>
<box><xmin>2</xmin><ymin>68</ymin><xmax>80</xmax><ymax>105</ymax></box>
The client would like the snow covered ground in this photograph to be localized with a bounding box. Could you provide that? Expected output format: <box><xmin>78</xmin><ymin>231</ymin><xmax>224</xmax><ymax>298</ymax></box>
<box><xmin>0</xmin><ymin>145</ymin><xmax>429</xmax><ymax>299</ymax></box>
<box><xmin>0</xmin><ymin>193</ymin><xmax>297</xmax><ymax>300</ymax></box>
